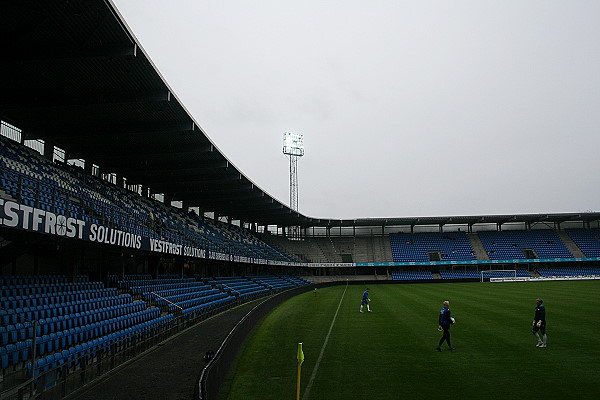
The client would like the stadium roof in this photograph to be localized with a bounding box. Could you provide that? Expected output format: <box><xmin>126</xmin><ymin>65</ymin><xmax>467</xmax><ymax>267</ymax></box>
<box><xmin>2</xmin><ymin>0</ymin><xmax>599</xmax><ymax>230</ymax></box>
<box><xmin>1</xmin><ymin>0</ymin><xmax>313</xmax><ymax>227</ymax></box>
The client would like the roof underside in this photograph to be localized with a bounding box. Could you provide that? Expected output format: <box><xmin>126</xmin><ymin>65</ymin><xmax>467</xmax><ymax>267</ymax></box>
<box><xmin>1</xmin><ymin>0</ymin><xmax>599</xmax><ymax>230</ymax></box>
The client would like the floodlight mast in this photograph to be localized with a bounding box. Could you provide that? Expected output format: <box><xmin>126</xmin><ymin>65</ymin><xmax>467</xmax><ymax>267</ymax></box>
<box><xmin>283</xmin><ymin>132</ymin><xmax>304</xmax><ymax>221</ymax></box>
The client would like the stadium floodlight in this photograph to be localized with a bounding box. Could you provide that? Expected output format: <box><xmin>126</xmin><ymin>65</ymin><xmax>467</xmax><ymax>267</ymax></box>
<box><xmin>283</xmin><ymin>132</ymin><xmax>304</xmax><ymax>213</ymax></box>
<box><xmin>283</xmin><ymin>132</ymin><xmax>304</xmax><ymax>157</ymax></box>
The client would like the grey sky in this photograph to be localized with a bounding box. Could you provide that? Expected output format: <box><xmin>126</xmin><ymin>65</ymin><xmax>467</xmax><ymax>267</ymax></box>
<box><xmin>112</xmin><ymin>0</ymin><xmax>600</xmax><ymax>220</ymax></box>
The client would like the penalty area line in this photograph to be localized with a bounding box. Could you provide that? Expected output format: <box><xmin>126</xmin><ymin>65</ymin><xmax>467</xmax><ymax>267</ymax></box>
<box><xmin>302</xmin><ymin>281</ymin><xmax>348</xmax><ymax>400</ymax></box>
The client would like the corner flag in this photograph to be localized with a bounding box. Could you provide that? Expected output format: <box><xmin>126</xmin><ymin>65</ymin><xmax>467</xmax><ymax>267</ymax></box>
<box><xmin>296</xmin><ymin>342</ymin><xmax>304</xmax><ymax>400</ymax></box>
<box><xmin>297</xmin><ymin>342</ymin><xmax>304</xmax><ymax>365</ymax></box>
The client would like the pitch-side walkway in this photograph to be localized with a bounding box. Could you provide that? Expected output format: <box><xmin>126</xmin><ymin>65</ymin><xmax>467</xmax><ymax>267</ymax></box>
<box><xmin>63</xmin><ymin>301</ymin><xmax>259</xmax><ymax>400</ymax></box>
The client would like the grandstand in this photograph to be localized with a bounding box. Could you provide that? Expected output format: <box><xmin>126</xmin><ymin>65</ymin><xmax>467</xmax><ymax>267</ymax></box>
<box><xmin>565</xmin><ymin>228</ymin><xmax>600</xmax><ymax>257</ymax></box>
<box><xmin>478</xmin><ymin>229</ymin><xmax>572</xmax><ymax>260</ymax></box>
<box><xmin>1</xmin><ymin>1</ymin><xmax>600</xmax><ymax>399</ymax></box>
<box><xmin>389</xmin><ymin>231</ymin><xmax>477</xmax><ymax>262</ymax></box>
<box><xmin>391</xmin><ymin>270</ymin><xmax>434</xmax><ymax>280</ymax></box>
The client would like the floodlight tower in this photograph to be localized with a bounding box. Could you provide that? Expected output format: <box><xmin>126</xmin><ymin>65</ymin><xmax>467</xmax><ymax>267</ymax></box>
<box><xmin>283</xmin><ymin>132</ymin><xmax>304</xmax><ymax>213</ymax></box>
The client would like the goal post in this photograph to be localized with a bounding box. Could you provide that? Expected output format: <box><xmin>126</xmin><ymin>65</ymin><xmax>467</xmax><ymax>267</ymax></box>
<box><xmin>480</xmin><ymin>269</ymin><xmax>517</xmax><ymax>282</ymax></box>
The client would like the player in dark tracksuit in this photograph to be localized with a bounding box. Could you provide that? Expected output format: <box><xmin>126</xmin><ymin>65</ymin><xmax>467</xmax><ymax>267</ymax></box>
<box><xmin>532</xmin><ymin>298</ymin><xmax>547</xmax><ymax>347</ymax></box>
<box><xmin>360</xmin><ymin>288</ymin><xmax>371</xmax><ymax>313</ymax></box>
<box><xmin>437</xmin><ymin>300</ymin><xmax>455</xmax><ymax>351</ymax></box>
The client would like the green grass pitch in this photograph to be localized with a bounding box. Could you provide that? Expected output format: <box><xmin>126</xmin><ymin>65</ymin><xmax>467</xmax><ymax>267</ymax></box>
<box><xmin>221</xmin><ymin>281</ymin><xmax>600</xmax><ymax>400</ymax></box>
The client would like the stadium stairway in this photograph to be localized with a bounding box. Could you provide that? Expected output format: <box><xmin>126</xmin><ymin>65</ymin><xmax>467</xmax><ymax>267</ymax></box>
<box><xmin>556</xmin><ymin>230</ymin><xmax>586</xmax><ymax>258</ymax></box>
<box><xmin>468</xmin><ymin>233</ymin><xmax>489</xmax><ymax>260</ymax></box>
<box><xmin>374</xmin><ymin>236</ymin><xmax>393</xmax><ymax>262</ymax></box>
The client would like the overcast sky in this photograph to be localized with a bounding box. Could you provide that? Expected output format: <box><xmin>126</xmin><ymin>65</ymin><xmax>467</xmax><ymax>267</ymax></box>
<box><xmin>112</xmin><ymin>0</ymin><xmax>599</xmax><ymax>220</ymax></box>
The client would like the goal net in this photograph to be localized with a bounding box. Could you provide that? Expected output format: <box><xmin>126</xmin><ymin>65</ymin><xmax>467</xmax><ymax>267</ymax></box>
<box><xmin>480</xmin><ymin>269</ymin><xmax>517</xmax><ymax>282</ymax></box>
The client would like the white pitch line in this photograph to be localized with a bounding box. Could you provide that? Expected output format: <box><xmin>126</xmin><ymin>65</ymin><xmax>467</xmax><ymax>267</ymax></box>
<box><xmin>302</xmin><ymin>281</ymin><xmax>348</xmax><ymax>400</ymax></box>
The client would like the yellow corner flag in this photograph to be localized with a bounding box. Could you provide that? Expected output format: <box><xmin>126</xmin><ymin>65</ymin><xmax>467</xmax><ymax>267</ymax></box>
<box><xmin>297</xmin><ymin>342</ymin><xmax>304</xmax><ymax>365</ymax></box>
<box><xmin>296</xmin><ymin>343</ymin><xmax>304</xmax><ymax>400</ymax></box>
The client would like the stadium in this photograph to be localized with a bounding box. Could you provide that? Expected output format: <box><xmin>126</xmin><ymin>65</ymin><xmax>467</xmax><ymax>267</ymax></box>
<box><xmin>1</xmin><ymin>1</ymin><xmax>599</xmax><ymax>399</ymax></box>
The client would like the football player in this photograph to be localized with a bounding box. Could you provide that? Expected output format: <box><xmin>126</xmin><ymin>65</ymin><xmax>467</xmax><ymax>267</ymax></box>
<box><xmin>436</xmin><ymin>300</ymin><xmax>455</xmax><ymax>351</ymax></box>
<box><xmin>359</xmin><ymin>288</ymin><xmax>371</xmax><ymax>313</ymax></box>
<box><xmin>532</xmin><ymin>298</ymin><xmax>547</xmax><ymax>348</ymax></box>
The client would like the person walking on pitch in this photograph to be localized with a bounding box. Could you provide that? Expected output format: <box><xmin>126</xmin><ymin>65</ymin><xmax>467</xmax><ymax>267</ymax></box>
<box><xmin>360</xmin><ymin>288</ymin><xmax>372</xmax><ymax>313</ymax></box>
<box><xmin>532</xmin><ymin>298</ymin><xmax>547</xmax><ymax>348</ymax></box>
<box><xmin>437</xmin><ymin>300</ymin><xmax>455</xmax><ymax>351</ymax></box>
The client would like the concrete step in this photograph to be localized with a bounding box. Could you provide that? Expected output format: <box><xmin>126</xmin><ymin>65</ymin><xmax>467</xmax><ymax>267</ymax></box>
<box><xmin>556</xmin><ymin>230</ymin><xmax>586</xmax><ymax>258</ymax></box>
<box><xmin>468</xmin><ymin>233</ymin><xmax>490</xmax><ymax>260</ymax></box>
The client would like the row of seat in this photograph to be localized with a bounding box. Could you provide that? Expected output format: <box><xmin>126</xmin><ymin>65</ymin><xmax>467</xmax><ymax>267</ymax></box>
<box><xmin>391</xmin><ymin>272</ymin><xmax>434</xmax><ymax>280</ymax></box>
<box><xmin>538</xmin><ymin>268</ymin><xmax>600</xmax><ymax>276</ymax></box>
<box><xmin>0</xmin><ymin>282</ymin><xmax>106</xmax><ymax>297</ymax></box>
<box><xmin>0</xmin><ymin>308</ymin><xmax>162</xmax><ymax>371</ymax></box>
<box><xmin>251</xmin><ymin>276</ymin><xmax>297</xmax><ymax>288</ymax></box>
<box><xmin>37</xmin><ymin>302</ymin><xmax>147</xmax><ymax>336</ymax></box>
<box><xmin>230</xmin><ymin>286</ymin><xmax>270</xmax><ymax>297</ymax></box>
<box><xmin>180</xmin><ymin>297</ymin><xmax>237</xmax><ymax>319</ymax></box>
<box><xmin>142</xmin><ymin>284</ymin><xmax>213</xmax><ymax>303</ymax></box>
<box><xmin>389</xmin><ymin>270</ymin><xmax>533</xmax><ymax>280</ymax></box>
<box><xmin>129</xmin><ymin>282</ymin><xmax>204</xmax><ymax>296</ymax></box>
<box><xmin>1</xmin><ymin>288</ymin><xmax>119</xmax><ymax>310</ymax></box>
<box><xmin>207</xmin><ymin>276</ymin><xmax>248</xmax><ymax>283</ymax></box>
<box><xmin>33</xmin><ymin>308</ymin><xmax>160</xmax><ymax>358</ymax></box>
<box><xmin>0</xmin><ymin>275</ymin><xmax>71</xmax><ymax>286</ymax></box>
<box><xmin>153</xmin><ymin>288</ymin><xmax>221</xmax><ymax>308</ymax></box>
<box><xmin>440</xmin><ymin>271</ymin><xmax>481</xmax><ymax>279</ymax></box>
<box><xmin>217</xmin><ymin>282</ymin><xmax>261</xmax><ymax>292</ymax></box>
<box><xmin>118</xmin><ymin>278</ymin><xmax>195</xmax><ymax>290</ymax></box>
<box><xmin>263</xmin><ymin>282</ymin><xmax>295</xmax><ymax>290</ymax></box>
<box><xmin>25</xmin><ymin>314</ymin><xmax>176</xmax><ymax>390</ymax></box>
<box><xmin>1</xmin><ymin>294</ymin><xmax>132</xmax><ymax>326</ymax></box>
<box><xmin>167</xmin><ymin>293</ymin><xmax>230</xmax><ymax>314</ymax></box>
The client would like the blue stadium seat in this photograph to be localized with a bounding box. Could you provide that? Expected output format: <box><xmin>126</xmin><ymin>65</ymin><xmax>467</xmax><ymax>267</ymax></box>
<box><xmin>0</xmin><ymin>326</ymin><xmax>8</xmax><ymax>345</ymax></box>
<box><xmin>6</xmin><ymin>343</ymin><xmax>18</xmax><ymax>367</ymax></box>
<box><xmin>0</xmin><ymin>346</ymin><xmax>8</xmax><ymax>369</ymax></box>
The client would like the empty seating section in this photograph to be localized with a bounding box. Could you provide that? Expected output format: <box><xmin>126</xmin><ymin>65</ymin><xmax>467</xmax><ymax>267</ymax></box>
<box><xmin>0</xmin><ymin>275</ymin><xmax>175</xmax><ymax>385</ymax></box>
<box><xmin>0</xmin><ymin>272</ymin><xmax>309</xmax><ymax>392</ymax></box>
<box><xmin>478</xmin><ymin>230</ymin><xmax>572</xmax><ymax>260</ymax></box>
<box><xmin>0</xmin><ymin>135</ymin><xmax>296</xmax><ymax>263</ymax></box>
<box><xmin>192</xmin><ymin>219</ymin><xmax>297</xmax><ymax>262</ymax></box>
<box><xmin>389</xmin><ymin>232</ymin><xmax>476</xmax><ymax>262</ymax></box>
<box><xmin>391</xmin><ymin>271</ymin><xmax>433</xmax><ymax>280</ymax></box>
<box><xmin>439</xmin><ymin>270</ymin><xmax>480</xmax><ymax>279</ymax></box>
<box><xmin>207</xmin><ymin>277</ymin><xmax>269</xmax><ymax>301</ymax></box>
<box><xmin>120</xmin><ymin>274</ymin><xmax>309</xmax><ymax>320</ymax></box>
<box><xmin>565</xmin><ymin>229</ymin><xmax>600</xmax><ymax>257</ymax></box>
<box><xmin>119</xmin><ymin>277</ymin><xmax>197</xmax><ymax>293</ymax></box>
<box><xmin>441</xmin><ymin>270</ymin><xmax>531</xmax><ymax>279</ymax></box>
<box><xmin>248</xmin><ymin>274</ymin><xmax>299</xmax><ymax>290</ymax></box>
<box><xmin>0</xmin><ymin>137</ymin><xmax>92</xmax><ymax>221</ymax></box>
<box><xmin>537</xmin><ymin>267</ymin><xmax>600</xmax><ymax>277</ymax></box>
<box><xmin>281</xmin><ymin>275</ymin><xmax>312</xmax><ymax>287</ymax></box>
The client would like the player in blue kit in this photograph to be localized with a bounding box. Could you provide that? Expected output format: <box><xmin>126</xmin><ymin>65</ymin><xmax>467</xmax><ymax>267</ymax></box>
<box><xmin>360</xmin><ymin>288</ymin><xmax>372</xmax><ymax>313</ymax></box>
<box><xmin>436</xmin><ymin>300</ymin><xmax>455</xmax><ymax>351</ymax></box>
<box><xmin>532</xmin><ymin>298</ymin><xmax>547</xmax><ymax>348</ymax></box>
